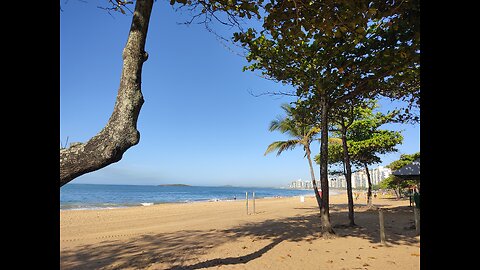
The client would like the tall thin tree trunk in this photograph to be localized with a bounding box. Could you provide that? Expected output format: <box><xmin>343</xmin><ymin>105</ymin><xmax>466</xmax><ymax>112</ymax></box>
<box><xmin>341</xmin><ymin>123</ymin><xmax>355</xmax><ymax>226</ymax></box>
<box><xmin>60</xmin><ymin>0</ymin><xmax>154</xmax><ymax>187</ymax></box>
<box><xmin>319</xmin><ymin>96</ymin><xmax>335</xmax><ymax>235</ymax></box>
<box><xmin>365</xmin><ymin>163</ymin><xmax>373</xmax><ymax>209</ymax></box>
<box><xmin>306</xmin><ymin>147</ymin><xmax>322</xmax><ymax>213</ymax></box>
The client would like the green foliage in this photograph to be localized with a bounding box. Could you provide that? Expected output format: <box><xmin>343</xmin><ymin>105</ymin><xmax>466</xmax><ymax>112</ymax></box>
<box><xmin>234</xmin><ymin>0</ymin><xmax>420</xmax><ymax>120</ymax></box>
<box><xmin>376</xmin><ymin>177</ymin><xmax>391</xmax><ymax>189</ymax></box>
<box><xmin>379</xmin><ymin>175</ymin><xmax>415</xmax><ymax>191</ymax></box>
<box><xmin>235</xmin><ymin>3</ymin><xmax>419</xmax><ymax>216</ymax></box>
<box><xmin>264</xmin><ymin>140</ymin><xmax>299</xmax><ymax>156</ymax></box>
<box><xmin>386</xmin><ymin>152</ymin><xmax>420</xmax><ymax>171</ymax></box>
<box><xmin>318</xmin><ymin>100</ymin><xmax>403</xmax><ymax>169</ymax></box>
<box><xmin>346</xmin><ymin>102</ymin><xmax>403</xmax><ymax>167</ymax></box>
<box><xmin>380</xmin><ymin>152</ymin><xmax>420</xmax><ymax>191</ymax></box>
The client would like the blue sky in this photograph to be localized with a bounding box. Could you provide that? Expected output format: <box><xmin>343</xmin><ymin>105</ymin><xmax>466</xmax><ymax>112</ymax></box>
<box><xmin>60</xmin><ymin>1</ymin><xmax>419</xmax><ymax>187</ymax></box>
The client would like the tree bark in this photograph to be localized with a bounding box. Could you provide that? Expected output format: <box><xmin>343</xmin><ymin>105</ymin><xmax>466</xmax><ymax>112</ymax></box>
<box><xmin>395</xmin><ymin>187</ymin><xmax>401</xmax><ymax>199</ymax></box>
<box><xmin>319</xmin><ymin>96</ymin><xmax>335</xmax><ymax>236</ymax></box>
<box><xmin>365</xmin><ymin>163</ymin><xmax>373</xmax><ymax>209</ymax></box>
<box><xmin>341</xmin><ymin>123</ymin><xmax>356</xmax><ymax>226</ymax></box>
<box><xmin>306</xmin><ymin>147</ymin><xmax>322</xmax><ymax>213</ymax></box>
<box><xmin>60</xmin><ymin>0</ymin><xmax>154</xmax><ymax>187</ymax></box>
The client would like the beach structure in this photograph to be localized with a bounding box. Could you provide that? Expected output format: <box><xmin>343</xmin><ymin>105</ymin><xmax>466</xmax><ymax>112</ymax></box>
<box><xmin>392</xmin><ymin>158</ymin><xmax>420</xmax><ymax>234</ymax></box>
<box><xmin>392</xmin><ymin>158</ymin><xmax>420</xmax><ymax>181</ymax></box>
<box><xmin>392</xmin><ymin>158</ymin><xmax>421</xmax><ymax>198</ymax></box>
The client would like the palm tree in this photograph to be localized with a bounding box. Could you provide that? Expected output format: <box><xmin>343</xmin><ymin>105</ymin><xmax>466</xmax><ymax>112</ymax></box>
<box><xmin>264</xmin><ymin>104</ymin><xmax>323</xmax><ymax>214</ymax></box>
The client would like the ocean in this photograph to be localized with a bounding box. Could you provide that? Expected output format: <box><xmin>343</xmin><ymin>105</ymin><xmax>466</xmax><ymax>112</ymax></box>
<box><xmin>60</xmin><ymin>184</ymin><xmax>340</xmax><ymax>211</ymax></box>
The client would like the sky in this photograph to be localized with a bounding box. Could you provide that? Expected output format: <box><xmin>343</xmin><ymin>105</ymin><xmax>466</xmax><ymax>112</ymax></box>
<box><xmin>60</xmin><ymin>1</ymin><xmax>420</xmax><ymax>187</ymax></box>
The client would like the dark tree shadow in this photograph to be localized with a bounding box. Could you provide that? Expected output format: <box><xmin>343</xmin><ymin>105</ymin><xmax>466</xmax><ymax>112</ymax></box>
<box><xmin>61</xmin><ymin>229</ymin><xmax>228</xmax><ymax>269</ymax></box>
<box><xmin>167</xmin><ymin>238</ymin><xmax>283</xmax><ymax>270</ymax></box>
<box><xmin>61</xmin><ymin>205</ymin><xmax>419</xmax><ymax>269</ymax></box>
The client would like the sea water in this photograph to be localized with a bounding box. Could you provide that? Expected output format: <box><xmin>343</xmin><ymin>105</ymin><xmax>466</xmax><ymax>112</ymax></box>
<box><xmin>60</xmin><ymin>184</ymin><xmax>341</xmax><ymax>211</ymax></box>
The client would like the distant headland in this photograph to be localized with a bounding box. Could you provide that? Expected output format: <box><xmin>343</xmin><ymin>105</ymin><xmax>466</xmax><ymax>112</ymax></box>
<box><xmin>158</xmin><ymin>184</ymin><xmax>191</xmax><ymax>187</ymax></box>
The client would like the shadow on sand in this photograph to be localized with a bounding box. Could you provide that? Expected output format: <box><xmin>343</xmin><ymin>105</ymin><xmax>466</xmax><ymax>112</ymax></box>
<box><xmin>60</xmin><ymin>205</ymin><xmax>419</xmax><ymax>269</ymax></box>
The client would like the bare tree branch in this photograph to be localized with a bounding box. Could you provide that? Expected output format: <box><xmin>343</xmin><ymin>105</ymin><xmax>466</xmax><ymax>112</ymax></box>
<box><xmin>97</xmin><ymin>0</ymin><xmax>134</xmax><ymax>15</ymax></box>
<box><xmin>248</xmin><ymin>89</ymin><xmax>297</xmax><ymax>98</ymax></box>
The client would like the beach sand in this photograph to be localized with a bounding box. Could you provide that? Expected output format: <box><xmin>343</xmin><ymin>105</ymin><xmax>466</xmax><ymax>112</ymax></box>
<box><xmin>60</xmin><ymin>193</ymin><xmax>420</xmax><ymax>269</ymax></box>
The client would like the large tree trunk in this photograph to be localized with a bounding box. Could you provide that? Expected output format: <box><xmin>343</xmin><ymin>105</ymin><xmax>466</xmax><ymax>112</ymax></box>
<box><xmin>60</xmin><ymin>0</ymin><xmax>154</xmax><ymax>187</ymax></box>
<box><xmin>365</xmin><ymin>163</ymin><xmax>373</xmax><ymax>209</ymax></box>
<box><xmin>319</xmin><ymin>96</ymin><xmax>335</xmax><ymax>236</ymax></box>
<box><xmin>341</xmin><ymin>123</ymin><xmax>355</xmax><ymax>226</ymax></box>
<box><xmin>306</xmin><ymin>147</ymin><xmax>322</xmax><ymax>213</ymax></box>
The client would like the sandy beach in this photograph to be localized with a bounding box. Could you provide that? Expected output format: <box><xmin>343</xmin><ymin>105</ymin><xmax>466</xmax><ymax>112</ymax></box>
<box><xmin>60</xmin><ymin>193</ymin><xmax>420</xmax><ymax>269</ymax></box>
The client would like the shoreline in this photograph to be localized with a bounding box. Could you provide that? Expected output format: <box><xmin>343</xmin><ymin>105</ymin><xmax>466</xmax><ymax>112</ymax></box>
<box><xmin>60</xmin><ymin>185</ymin><xmax>348</xmax><ymax>212</ymax></box>
<box><xmin>60</xmin><ymin>192</ymin><xmax>320</xmax><ymax>212</ymax></box>
<box><xmin>60</xmin><ymin>188</ymin><xmax>350</xmax><ymax>212</ymax></box>
<box><xmin>60</xmin><ymin>189</ymin><xmax>348</xmax><ymax>212</ymax></box>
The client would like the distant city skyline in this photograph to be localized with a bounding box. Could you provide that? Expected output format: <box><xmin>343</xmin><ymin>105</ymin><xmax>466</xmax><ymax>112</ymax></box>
<box><xmin>287</xmin><ymin>165</ymin><xmax>392</xmax><ymax>190</ymax></box>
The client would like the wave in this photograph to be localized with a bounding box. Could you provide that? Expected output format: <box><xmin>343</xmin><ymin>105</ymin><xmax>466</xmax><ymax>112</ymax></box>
<box><xmin>60</xmin><ymin>205</ymin><xmax>127</xmax><ymax>211</ymax></box>
<box><xmin>60</xmin><ymin>202</ymin><xmax>137</xmax><ymax>211</ymax></box>
<box><xmin>140</xmin><ymin>202</ymin><xmax>154</xmax><ymax>206</ymax></box>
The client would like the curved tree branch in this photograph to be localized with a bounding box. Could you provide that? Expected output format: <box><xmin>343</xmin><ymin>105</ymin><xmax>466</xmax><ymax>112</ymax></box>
<box><xmin>60</xmin><ymin>0</ymin><xmax>154</xmax><ymax>187</ymax></box>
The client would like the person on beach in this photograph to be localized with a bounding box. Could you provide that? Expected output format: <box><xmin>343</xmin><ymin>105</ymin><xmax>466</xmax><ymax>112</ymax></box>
<box><xmin>413</xmin><ymin>187</ymin><xmax>420</xmax><ymax>209</ymax></box>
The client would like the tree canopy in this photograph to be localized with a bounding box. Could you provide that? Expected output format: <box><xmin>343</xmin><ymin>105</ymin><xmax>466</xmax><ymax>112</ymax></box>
<box><xmin>387</xmin><ymin>152</ymin><xmax>420</xmax><ymax>171</ymax></box>
<box><xmin>233</xmin><ymin>0</ymin><xmax>419</xmax><ymax>235</ymax></box>
<box><xmin>318</xmin><ymin>100</ymin><xmax>403</xmax><ymax>168</ymax></box>
<box><xmin>234</xmin><ymin>0</ymin><xmax>420</xmax><ymax>110</ymax></box>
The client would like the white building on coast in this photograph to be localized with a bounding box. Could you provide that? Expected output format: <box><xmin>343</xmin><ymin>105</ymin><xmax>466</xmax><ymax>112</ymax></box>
<box><xmin>328</xmin><ymin>166</ymin><xmax>392</xmax><ymax>189</ymax></box>
<box><xmin>288</xmin><ymin>179</ymin><xmax>314</xmax><ymax>189</ymax></box>
<box><xmin>288</xmin><ymin>166</ymin><xmax>391</xmax><ymax>190</ymax></box>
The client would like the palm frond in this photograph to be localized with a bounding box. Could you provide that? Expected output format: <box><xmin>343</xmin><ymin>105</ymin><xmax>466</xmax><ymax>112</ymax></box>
<box><xmin>269</xmin><ymin>116</ymin><xmax>296</xmax><ymax>134</ymax></box>
<box><xmin>280</xmin><ymin>103</ymin><xmax>293</xmax><ymax>115</ymax></box>
<box><xmin>269</xmin><ymin>119</ymin><xmax>281</xmax><ymax>132</ymax></box>
<box><xmin>264</xmin><ymin>140</ymin><xmax>299</xmax><ymax>156</ymax></box>
<box><xmin>306</xmin><ymin>126</ymin><xmax>320</xmax><ymax>138</ymax></box>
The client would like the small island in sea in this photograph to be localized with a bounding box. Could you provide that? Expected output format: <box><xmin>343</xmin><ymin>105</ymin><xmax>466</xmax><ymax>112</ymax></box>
<box><xmin>158</xmin><ymin>184</ymin><xmax>191</xmax><ymax>187</ymax></box>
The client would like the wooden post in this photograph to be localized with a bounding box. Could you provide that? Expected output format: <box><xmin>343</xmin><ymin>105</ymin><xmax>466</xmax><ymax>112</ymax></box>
<box><xmin>253</xmin><ymin>192</ymin><xmax>255</xmax><ymax>214</ymax></box>
<box><xmin>379</xmin><ymin>208</ymin><xmax>386</xmax><ymax>245</ymax></box>
<box><xmin>246</xmin><ymin>192</ymin><xmax>249</xmax><ymax>215</ymax></box>
<box><xmin>414</xmin><ymin>207</ymin><xmax>420</xmax><ymax>235</ymax></box>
